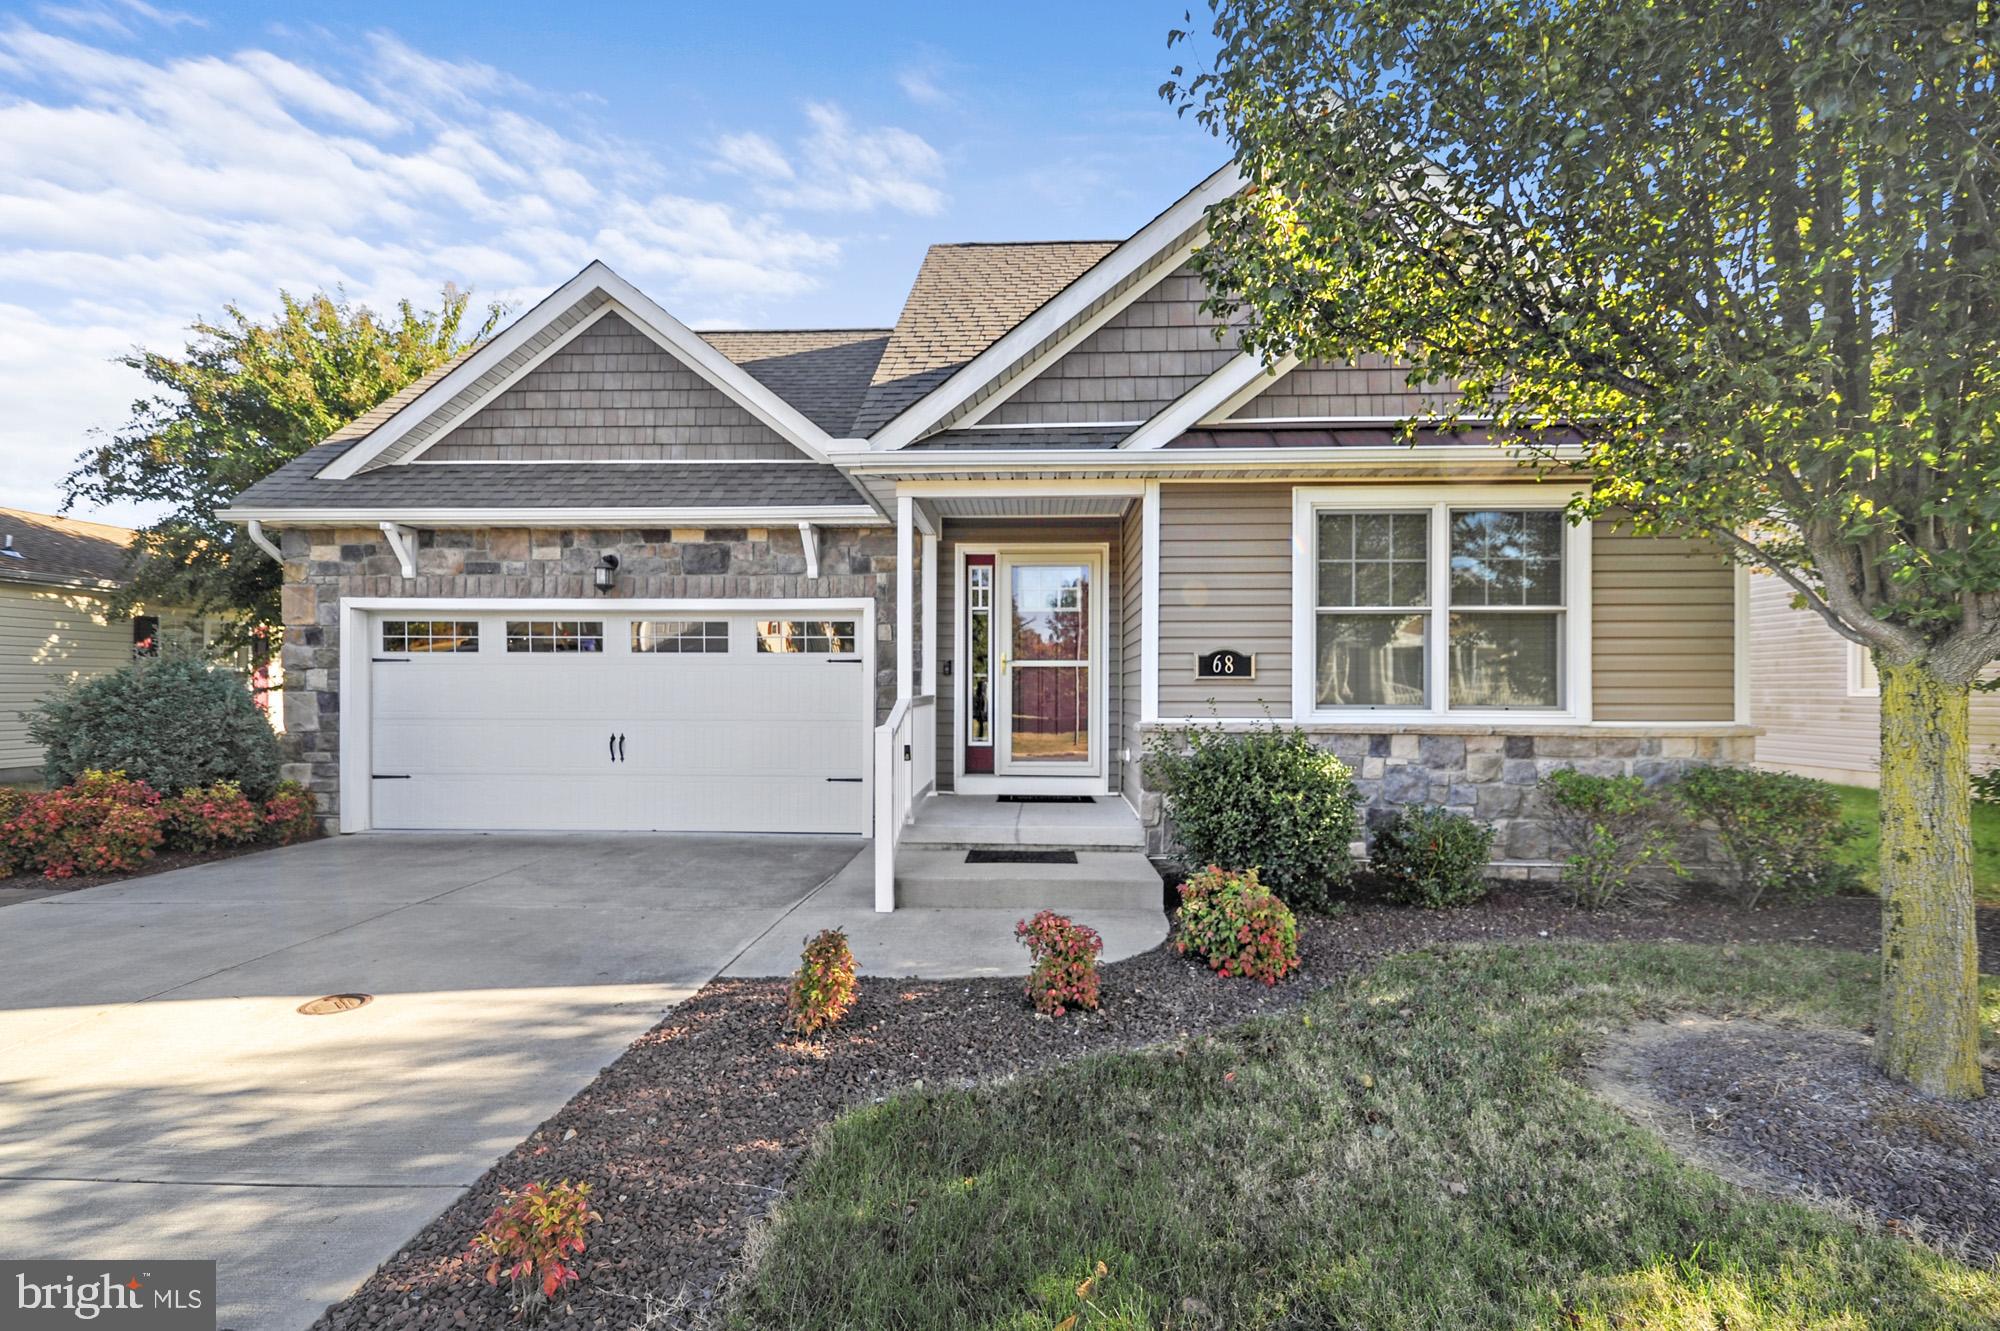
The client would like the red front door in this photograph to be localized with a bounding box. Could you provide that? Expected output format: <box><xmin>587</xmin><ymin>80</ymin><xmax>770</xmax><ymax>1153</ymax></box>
<box><xmin>963</xmin><ymin>555</ymin><xmax>995</xmax><ymax>773</ymax></box>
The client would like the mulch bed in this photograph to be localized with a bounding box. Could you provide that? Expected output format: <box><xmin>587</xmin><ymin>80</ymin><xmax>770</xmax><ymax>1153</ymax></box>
<box><xmin>1612</xmin><ymin>1019</ymin><xmax>2000</xmax><ymax>1264</ymax></box>
<box><xmin>0</xmin><ymin>839</ymin><xmax>292</xmax><ymax>905</ymax></box>
<box><xmin>312</xmin><ymin>888</ymin><xmax>1999</xmax><ymax>1330</ymax></box>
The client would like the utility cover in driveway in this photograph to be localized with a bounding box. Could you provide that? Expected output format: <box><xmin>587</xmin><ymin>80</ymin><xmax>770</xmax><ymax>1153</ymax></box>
<box><xmin>368</xmin><ymin>612</ymin><xmax>868</xmax><ymax>832</ymax></box>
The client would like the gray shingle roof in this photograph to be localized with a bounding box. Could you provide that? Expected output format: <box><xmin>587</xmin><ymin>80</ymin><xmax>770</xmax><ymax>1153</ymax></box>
<box><xmin>697</xmin><ymin>329</ymin><xmax>888</xmax><ymax>436</ymax></box>
<box><xmin>228</xmin><ymin>444</ymin><xmax>872</xmax><ymax>513</ymax></box>
<box><xmin>851</xmin><ymin>241</ymin><xmax>1121</xmax><ymax>438</ymax></box>
<box><xmin>0</xmin><ymin>507</ymin><xmax>138</xmax><ymax>586</ymax></box>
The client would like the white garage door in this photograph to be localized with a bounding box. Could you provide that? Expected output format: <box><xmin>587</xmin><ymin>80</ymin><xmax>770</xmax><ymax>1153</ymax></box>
<box><xmin>365</xmin><ymin>612</ymin><xmax>869</xmax><ymax>833</ymax></box>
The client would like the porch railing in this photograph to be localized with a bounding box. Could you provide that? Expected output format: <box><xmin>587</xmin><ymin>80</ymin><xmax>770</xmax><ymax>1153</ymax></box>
<box><xmin>872</xmin><ymin>694</ymin><xmax>937</xmax><ymax>911</ymax></box>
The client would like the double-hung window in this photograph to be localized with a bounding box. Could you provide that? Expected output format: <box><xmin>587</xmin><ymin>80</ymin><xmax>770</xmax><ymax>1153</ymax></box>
<box><xmin>1296</xmin><ymin>488</ymin><xmax>1585</xmax><ymax>719</ymax></box>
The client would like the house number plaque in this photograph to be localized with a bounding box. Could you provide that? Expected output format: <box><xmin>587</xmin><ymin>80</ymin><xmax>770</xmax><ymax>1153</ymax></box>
<box><xmin>1195</xmin><ymin>648</ymin><xmax>1256</xmax><ymax>680</ymax></box>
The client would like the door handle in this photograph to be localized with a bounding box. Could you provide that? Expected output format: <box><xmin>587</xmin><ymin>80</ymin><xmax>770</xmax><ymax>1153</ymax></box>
<box><xmin>608</xmin><ymin>732</ymin><xmax>616</xmax><ymax>763</ymax></box>
<box><xmin>617</xmin><ymin>733</ymin><xmax>626</xmax><ymax>762</ymax></box>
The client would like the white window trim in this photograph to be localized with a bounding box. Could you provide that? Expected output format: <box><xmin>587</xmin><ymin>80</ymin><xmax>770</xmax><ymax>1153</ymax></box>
<box><xmin>1289</xmin><ymin>484</ymin><xmax>1593</xmax><ymax>725</ymax></box>
<box><xmin>1847</xmin><ymin>639</ymin><xmax>1881</xmax><ymax>697</ymax></box>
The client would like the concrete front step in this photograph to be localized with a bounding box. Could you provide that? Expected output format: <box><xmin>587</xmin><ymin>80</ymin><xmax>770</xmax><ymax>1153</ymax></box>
<box><xmin>895</xmin><ymin>848</ymin><xmax>1163</xmax><ymax>911</ymax></box>
<box><xmin>900</xmin><ymin>797</ymin><xmax>1146</xmax><ymax>853</ymax></box>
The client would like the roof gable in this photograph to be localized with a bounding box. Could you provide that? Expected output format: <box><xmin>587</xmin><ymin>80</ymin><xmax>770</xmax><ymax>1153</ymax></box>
<box><xmin>1219</xmin><ymin>355</ymin><xmax>1462</xmax><ymax>422</ymax></box>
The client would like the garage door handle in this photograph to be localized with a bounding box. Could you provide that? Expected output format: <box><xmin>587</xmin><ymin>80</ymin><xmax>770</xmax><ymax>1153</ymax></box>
<box><xmin>617</xmin><ymin>733</ymin><xmax>626</xmax><ymax>762</ymax></box>
<box><xmin>608</xmin><ymin>732</ymin><xmax>616</xmax><ymax>762</ymax></box>
<box><xmin>825</xmin><ymin>777</ymin><xmax>863</xmax><ymax>783</ymax></box>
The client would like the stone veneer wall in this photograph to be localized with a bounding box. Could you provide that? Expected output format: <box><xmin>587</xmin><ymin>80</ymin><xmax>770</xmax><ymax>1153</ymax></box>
<box><xmin>277</xmin><ymin>523</ymin><xmax>897</xmax><ymax>829</ymax></box>
<box><xmin>1131</xmin><ymin>724</ymin><xmax>1758</xmax><ymax>879</ymax></box>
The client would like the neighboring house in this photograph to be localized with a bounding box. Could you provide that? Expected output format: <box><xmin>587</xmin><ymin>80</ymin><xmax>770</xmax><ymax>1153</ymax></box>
<box><xmin>1750</xmin><ymin>573</ymin><xmax>2000</xmax><ymax>787</ymax></box>
<box><xmin>222</xmin><ymin>166</ymin><xmax>1753</xmax><ymax>910</ymax></box>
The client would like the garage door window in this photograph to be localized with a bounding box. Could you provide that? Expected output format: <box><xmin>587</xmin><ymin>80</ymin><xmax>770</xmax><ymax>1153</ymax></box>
<box><xmin>756</xmin><ymin>620</ymin><xmax>857</xmax><ymax>654</ymax></box>
<box><xmin>505</xmin><ymin>620</ymin><xmax>605</xmax><ymax>653</ymax></box>
<box><xmin>632</xmin><ymin>620</ymin><xmax>729</xmax><ymax>653</ymax></box>
<box><xmin>382</xmin><ymin>620</ymin><xmax>479</xmax><ymax>653</ymax></box>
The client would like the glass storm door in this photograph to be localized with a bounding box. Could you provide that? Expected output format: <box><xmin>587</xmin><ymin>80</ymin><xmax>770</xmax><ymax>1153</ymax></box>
<box><xmin>997</xmin><ymin>555</ymin><xmax>1098</xmax><ymax>774</ymax></box>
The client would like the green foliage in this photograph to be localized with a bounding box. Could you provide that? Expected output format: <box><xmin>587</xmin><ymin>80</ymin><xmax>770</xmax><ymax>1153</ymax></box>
<box><xmin>1672</xmin><ymin>766</ymin><xmax>1859</xmax><ymax>907</ymax></box>
<box><xmin>789</xmin><ymin>927</ymin><xmax>860</xmax><ymax>1036</ymax></box>
<box><xmin>0</xmin><ymin>771</ymin><xmax>166</xmax><ymax>880</ymax></box>
<box><xmin>470</xmin><ymin>1179</ymin><xmax>600</xmax><ymax>1319</ymax></box>
<box><xmin>1368</xmin><ymin>805</ymin><xmax>1495</xmax><ymax>908</ymax></box>
<box><xmin>161</xmin><ymin>780</ymin><xmax>262</xmax><ymax>853</ymax></box>
<box><xmin>1541</xmin><ymin>768</ymin><xmax>1682</xmax><ymax>909</ymax></box>
<box><xmin>260</xmin><ymin>779</ymin><xmax>319</xmax><ymax>845</ymax></box>
<box><xmin>1145</xmin><ymin>723</ymin><xmax>1359</xmax><ymax>911</ymax></box>
<box><xmin>62</xmin><ymin>288</ymin><xmax>498</xmax><ymax>649</ymax></box>
<box><xmin>1172</xmin><ymin>865</ymin><xmax>1300</xmax><ymax>984</ymax></box>
<box><xmin>29</xmin><ymin>655</ymin><xmax>283</xmax><ymax>799</ymax></box>
<box><xmin>1015</xmin><ymin>910</ymin><xmax>1103</xmax><ymax>1017</ymax></box>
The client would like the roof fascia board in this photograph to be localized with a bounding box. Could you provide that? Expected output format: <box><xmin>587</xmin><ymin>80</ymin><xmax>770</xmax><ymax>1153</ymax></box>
<box><xmin>318</xmin><ymin>262</ymin><xmax>836</xmax><ymax>480</ymax></box>
<box><xmin>1120</xmin><ymin>352</ymin><xmax>1301</xmax><ymax>449</ymax></box>
<box><xmin>858</xmin><ymin>163</ymin><xmax>1245</xmax><ymax>451</ymax></box>
<box><xmin>220</xmin><ymin>505</ymin><xmax>886</xmax><ymax>526</ymax></box>
<box><xmin>943</xmin><ymin>231</ymin><xmax>1209</xmax><ymax>435</ymax></box>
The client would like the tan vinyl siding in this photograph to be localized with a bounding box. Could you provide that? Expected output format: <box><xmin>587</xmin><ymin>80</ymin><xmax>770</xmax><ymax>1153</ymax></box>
<box><xmin>1750</xmin><ymin>574</ymin><xmax>2000</xmax><ymax>784</ymax></box>
<box><xmin>0</xmin><ymin>585</ymin><xmax>132</xmax><ymax>769</ymax></box>
<box><xmin>934</xmin><ymin>519</ymin><xmax>1124</xmax><ymax>790</ymax></box>
<box><xmin>1590</xmin><ymin>524</ymin><xmax>1736</xmax><ymax>722</ymax></box>
<box><xmin>1225</xmin><ymin>355</ymin><xmax>1459</xmax><ymax>421</ymax></box>
<box><xmin>1157</xmin><ymin>484</ymin><xmax>1292</xmax><ymax>717</ymax></box>
<box><xmin>419</xmin><ymin>312</ymin><xmax>805</xmax><ymax>462</ymax></box>
<box><xmin>983</xmin><ymin>264</ymin><xmax>1238</xmax><ymax>425</ymax></box>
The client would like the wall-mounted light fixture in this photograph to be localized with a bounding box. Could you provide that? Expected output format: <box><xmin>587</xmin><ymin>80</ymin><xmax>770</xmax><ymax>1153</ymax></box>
<box><xmin>594</xmin><ymin>553</ymin><xmax>621</xmax><ymax>592</ymax></box>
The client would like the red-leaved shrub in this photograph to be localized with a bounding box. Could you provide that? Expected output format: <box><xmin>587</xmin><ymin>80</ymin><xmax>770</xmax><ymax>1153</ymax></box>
<box><xmin>162</xmin><ymin>780</ymin><xmax>261</xmax><ymax>852</ymax></box>
<box><xmin>1174</xmin><ymin>866</ymin><xmax>1300</xmax><ymax>985</ymax></box>
<box><xmin>1015</xmin><ymin>909</ymin><xmax>1103</xmax><ymax>1016</ymax></box>
<box><xmin>0</xmin><ymin>771</ymin><xmax>166</xmax><ymax>879</ymax></box>
<box><xmin>259</xmin><ymin>779</ymin><xmax>318</xmax><ymax>845</ymax></box>
<box><xmin>788</xmin><ymin>927</ymin><xmax>859</xmax><ymax>1035</ymax></box>
<box><xmin>470</xmin><ymin>1179</ymin><xmax>600</xmax><ymax>1317</ymax></box>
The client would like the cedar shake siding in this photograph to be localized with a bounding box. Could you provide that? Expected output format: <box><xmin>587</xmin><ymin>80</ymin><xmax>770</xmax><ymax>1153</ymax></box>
<box><xmin>421</xmin><ymin>313</ymin><xmax>805</xmax><ymax>462</ymax></box>
<box><xmin>1224</xmin><ymin>355</ymin><xmax>1460</xmax><ymax>421</ymax></box>
<box><xmin>982</xmin><ymin>265</ymin><xmax>1239</xmax><ymax>425</ymax></box>
<box><xmin>1750</xmin><ymin>573</ymin><xmax>2000</xmax><ymax>785</ymax></box>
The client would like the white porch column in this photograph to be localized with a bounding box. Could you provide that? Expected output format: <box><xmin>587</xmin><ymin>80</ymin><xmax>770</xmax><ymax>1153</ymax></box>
<box><xmin>1140</xmin><ymin>480</ymin><xmax>1161</xmax><ymax>722</ymax></box>
<box><xmin>895</xmin><ymin>492</ymin><xmax>915</xmax><ymax>701</ymax></box>
<box><xmin>920</xmin><ymin>528</ymin><xmax>938</xmax><ymax>697</ymax></box>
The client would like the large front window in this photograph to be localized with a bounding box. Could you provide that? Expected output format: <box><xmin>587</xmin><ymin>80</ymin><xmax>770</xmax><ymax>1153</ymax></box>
<box><xmin>1305</xmin><ymin>495</ymin><xmax>1575</xmax><ymax>715</ymax></box>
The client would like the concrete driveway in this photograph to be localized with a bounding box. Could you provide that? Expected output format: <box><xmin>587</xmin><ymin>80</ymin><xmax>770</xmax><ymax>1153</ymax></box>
<box><xmin>0</xmin><ymin>832</ymin><xmax>862</xmax><ymax>1331</ymax></box>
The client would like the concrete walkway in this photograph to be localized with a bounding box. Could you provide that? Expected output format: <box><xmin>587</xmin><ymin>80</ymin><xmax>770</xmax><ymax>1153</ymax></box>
<box><xmin>724</xmin><ymin>842</ymin><xmax>1171</xmax><ymax>979</ymax></box>
<box><xmin>0</xmin><ymin>832</ymin><xmax>859</xmax><ymax>1331</ymax></box>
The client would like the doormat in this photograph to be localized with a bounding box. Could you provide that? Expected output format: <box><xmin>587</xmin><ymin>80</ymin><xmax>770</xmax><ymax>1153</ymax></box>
<box><xmin>965</xmin><ymin>849</ymin><xmax>1078</xmax><ymax>865</ymax></box>
<box><xmin>998</xmin><ymin>795</ymin><xmax>1095</xmax><ymax>804</ymax></box>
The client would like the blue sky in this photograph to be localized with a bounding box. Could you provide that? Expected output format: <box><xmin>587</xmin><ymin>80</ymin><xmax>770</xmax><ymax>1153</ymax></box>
<box><xmin>0</xmin><ymin>0</ymin><xmax>1222</xmax><ymax>520</ymax></box>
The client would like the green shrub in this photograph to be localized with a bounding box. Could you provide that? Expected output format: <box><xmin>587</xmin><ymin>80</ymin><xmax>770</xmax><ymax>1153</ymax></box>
<box><xmin>1671</xmin><ymin>766</ymin><xmax>1859</xmax><ymax>906</ymax></box>
<box><xmin>1145</xmin><ymin>723</ymin><xmax>1360</xmax><ymax>911</ymax></box>
<box><xmin>1540</xmin><ymin>768</ymin><xmax>1683</xmax><ymax>909</ymax></box>
<box><xmin>162</xmin><ymin>780</ymin><xmax>262</xmax><ymax>852</ymax></box>
<box><xmin>788</xmin><ymin>927</ymin><xmax>859</xmax><ymax>1035</ymax></box>
<box><xmin>1015</xmin><ymin>910</ymin><xmax>1103</xmax><ymax>1016</ymax></box>
<box><xmin>1173</xmin><ymin>866</ymin><xmax>1300</xmax><ymax>984</ymax></box>
<box><xmin>1</xmin><ymin>770</ymin><xmax>166</xmax><ymax>880</ymax></box>
<box><xmin>1369</xmin><ymin>805</ymin><xmax>1495</xmax><ymax>908</ymax></box>
<box><xmin>29</xmin><ymin>656</ymin><xmax>282</xmax><ymax>799</ymax></box>
<box><xmin>0</xmin><ymin>787</ymin><xmax>31</xmax><ymax>878</ymax></box>
<box><xmin>259</xmin><ymin>780</ymin><xmax>318</xmax><ymax>845</ymax></box>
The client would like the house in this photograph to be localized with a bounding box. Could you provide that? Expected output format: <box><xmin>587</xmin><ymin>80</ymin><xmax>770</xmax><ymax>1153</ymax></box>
<box><xmin>0</xmin><ymin>508</ymin><xmax>245</xmax><ymax>782</ymax></box>
<box><xmin>221</xmin><ymin>167</ymin><xmax>1753</xmax><ymax>910</ymax></box>
<box><xmin>1749</xmin><ymin>573</ymin><xmax>2000</xmax><ymax>787</ymax></box>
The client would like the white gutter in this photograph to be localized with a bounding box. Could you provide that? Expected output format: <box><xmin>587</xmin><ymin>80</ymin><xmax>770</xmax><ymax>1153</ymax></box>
<box><xmin>245</xmin><ymin>520</ymin><xmax>284</xmax><ymax>561</ymax></box>
<box><xmin>825</xmin><ymin>445</ymin><xmax>1586</xmax><ymax>474</ymax></box>
<box><xmin>219</xmin><ymin>505</ymin><xmax>889</xmax><ymax>527</ymax></box>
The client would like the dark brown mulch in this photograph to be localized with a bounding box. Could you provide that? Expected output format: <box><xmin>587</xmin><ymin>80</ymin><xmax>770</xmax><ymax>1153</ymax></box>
<box><xmin>1634</xmin><ymin>1021</ymin><xmax>2000</xmax><ymax>1263</ymax></box>
<box><xmin>311</xmin><ymin>888</ymin><xmax>1999</xmax><ymax>1331</ymax></box>
<box><xmin>0</xmin><ymin>838</ymin><xmax>297</xmax><ymax>904</ymax></box>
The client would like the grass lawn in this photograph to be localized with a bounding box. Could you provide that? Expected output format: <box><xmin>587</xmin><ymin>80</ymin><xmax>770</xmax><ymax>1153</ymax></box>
<box><xmin>1833</xmin><ymin>784</ymin><xmax>2000</xmax><ymax>906</ymax></box>
<box><xmin>731</xmin><ymin>944</ymin><xmax>2000</xmax><ymax>1330</ymax></box>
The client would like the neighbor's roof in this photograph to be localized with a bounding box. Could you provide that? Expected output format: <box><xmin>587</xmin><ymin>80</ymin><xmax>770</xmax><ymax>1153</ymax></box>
<box><xmin>0</xmin><ymin>507</ymin><xmax>138</xmax><ymax>587</ymax></box>
<box><xmin>228</xmin><ymin>445</ymin><xmax>872</xmax><ymax>514</ymax></box>
<box><xmin>850</xmin><ymin>241</ymin><xmax>1122</xmax><ymax>437</ymax></box>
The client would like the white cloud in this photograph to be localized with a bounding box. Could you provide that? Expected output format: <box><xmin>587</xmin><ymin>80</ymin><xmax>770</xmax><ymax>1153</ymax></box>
<box><xmin>0</xmin><ymin>22</ymin><xmax>932</xmax><ymax>520</ymax></box>
<box><xmin>714</xmin><ymin>102</ymin><xmax>947</xmax><ymax>216</ymax></box>
<box><xmin>896</xmin><ymin>62</ymin><xmax>951</xmax><ymax>108</ymax></box>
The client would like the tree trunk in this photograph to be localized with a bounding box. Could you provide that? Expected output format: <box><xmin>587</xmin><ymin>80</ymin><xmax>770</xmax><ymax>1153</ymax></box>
<box><xmin>1875</xmin><ymin>661</ymin><xmax>1985</xmax><ymax>1099</ymax></box>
